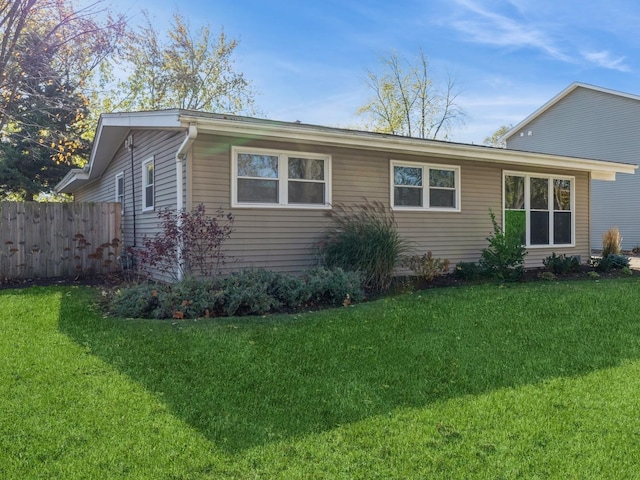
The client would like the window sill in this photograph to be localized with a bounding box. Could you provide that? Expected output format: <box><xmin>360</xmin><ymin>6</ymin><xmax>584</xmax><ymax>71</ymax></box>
<box><xmin>391</xmin><ymin>206</ymin><xmax>461</xmax><ymax>213</ymax></box>
<box><xmin>525</xmin><ymin>244</ymin><xmax>576</xmax><ymax>249</ymax></box>
<box><xmin>232</xmin><ymin>203</ymin><xmax>331</xmax><ymax>210</ymax></box>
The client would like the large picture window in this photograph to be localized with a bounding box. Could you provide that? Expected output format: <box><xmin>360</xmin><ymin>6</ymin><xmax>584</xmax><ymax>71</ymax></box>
<box><xmin>504</xmin><ymin>172</ymin><xmax>574</xmax><ymax>247</ymax></box>
<box><xmin>391</xmin><ymin>161</ymin><xmax>460</xmax><ymax>211</ymax></box>
<box><xmin>232</xmin><ymin>147</ymin><xmax>330</xmax><ymax>208</ymax></box>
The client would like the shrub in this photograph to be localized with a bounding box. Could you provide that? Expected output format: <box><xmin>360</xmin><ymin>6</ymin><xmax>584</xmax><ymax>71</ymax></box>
<box><xmin>108</xmin><ymin>267</ymin><xmax>364</xmax><ymax>319</ymax></box>
<box><xmin>602</xmin><ymin>227</ymin><xmax>622</xmax><ymax>257</ymax></box>
<box><xmin>304</xmin><ymin>267</ymin><xmax>364</xmax><ymax>306</ymax></box>
<box><xmin>587</xmin><ymin>271</ymin><xmax>600</xmax><ymax>279</ymax></box>
<box><xmin>318</xmin><ymin>201</ymin><xmax>405</xmax><ymax>293</ymax></box>
<box><xmin>542</xmin><ymin>253</ymin><xmax>580</xmax><ymax>275</ymax></box>
<box><xmin>592</xmin><ymin>253</ymin><xmax>630</xmax><ymax>272</ymax></box>
<box><xmin>537</xmin><ymin>271</ymin><xmax>557</xmax><ymax>281</ymax></box>
<box><xmin>454</xmin><ymin>262</ymin><xmax>481</xmax><ymax>281</ymax></box>
<box><xmin>479</xmin><ymin>210</ymin><xmax>527</xmax><ymax>281</ymax></box>
<box><xmin>215</xmin><ymin>270</ymin><xmax>281</xmax><ymax>317</ymax></box>
<box><xmin>402</xmin><ymin>252</ymin><xmax>450</xmax><ymax>282</ymax></box>
<box><xmin>137</xmin><ymin>204</ymin><xmax>234</xmax><ymax>280</ymax></box>
<box><xmin>109</xmin><ymin>283</ymin><xmax>167</xmax><ymax>319</ymax></box>
<box><xmin>622</xmin><ymin>266</ymin><xmax>633</xmax><ymax>276</ymax></box>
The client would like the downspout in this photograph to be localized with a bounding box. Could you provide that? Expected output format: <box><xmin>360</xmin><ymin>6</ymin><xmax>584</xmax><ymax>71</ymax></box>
<box><xmin>127</xmin><ymin>134</ymin><xmax>137</xmax><ymax>247</ymax></box>
<box><xmin>175</xmin><ymin>124</ymin><xmax>198</xmax><ymax>280</ymax></box>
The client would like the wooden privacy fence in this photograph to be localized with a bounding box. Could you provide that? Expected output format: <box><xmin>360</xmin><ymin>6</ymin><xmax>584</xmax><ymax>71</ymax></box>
<box><xmin>0</xmin><ymin>202</ymin><xmax>122</xmax><ymax>280</ymax></box>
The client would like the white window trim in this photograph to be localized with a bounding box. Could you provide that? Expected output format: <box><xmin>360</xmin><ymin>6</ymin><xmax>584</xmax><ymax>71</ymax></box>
<box><xmin>503</xmin><ymin>170</ymin><xmax>576</xmax><ymax>248</ymax></box>
<box><xmin>231</xmin><ymin>146</ymin><xmax>332</xmax><ymax>209</ymax></box>
<box><xmin>142</xmin><ymin>157</ymin><xmax>155</xmax><ymax>212</ymax></box>
<box><xmin>115</xmin><ymin>171</ymin><xmax>124</xmax><ymax>213</ymax></box>
<box><xmin>390</xmin><ymin>160</ymin><xmax>461</xmax><ymax>212</ymax></box>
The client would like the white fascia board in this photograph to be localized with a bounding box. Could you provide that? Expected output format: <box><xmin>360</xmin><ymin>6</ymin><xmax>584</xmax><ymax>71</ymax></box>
<box><xmin>100</xmin><ymin>109</ymin><xmax>183</xmax><ymax>128</ymax></box>
<box><xmin>186</xmin><ymin>114</ymin><xmax>637</xmax><ymax>178</ymax></box>
<box><xmin>57</xmin><ymin>111</ymin><xmax>185</xmax><ymax>193</ymax></box>
<box><xmin>55</xmin><ymin>169</ymin><xmax>89</xmax><ymax>193</ymax></box>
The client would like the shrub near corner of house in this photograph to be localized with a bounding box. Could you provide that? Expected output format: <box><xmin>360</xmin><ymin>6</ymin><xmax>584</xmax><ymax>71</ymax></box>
<box><xmin>136</xmin><ymin>204</ymin><xmax>234</xmax><ymax>281</ymax></box>
<box><xmin>108</xmin><ymin>267</ymin><xmax>364</xmax><ymax>319</ymax></box>
<box><xmin>479</xmin><ymin>210</ymin><xmax>527</xmax><ymax>281</ymax></box>
<box><xmin>317</xmin><ymin>200</ymin><xmax>405</xmax><ymax>293</ymax></box>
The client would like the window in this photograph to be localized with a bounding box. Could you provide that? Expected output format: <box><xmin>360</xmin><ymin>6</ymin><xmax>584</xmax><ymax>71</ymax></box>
<box><xmin>142</xmin><ymin>157</ymin><xmax>154</xmax><ymax>211</ymax></box>
<box><xmin>232</xmin><ymin>147</ymin><xmax>330</xmax><ymax>208</ymax></box>
<box><xmin>115</xmin><ymin>172</ymin><xmax>124</xmax><ymax>213</ymax></box>
<box><xmin>391</xmin><ymin>161</ymin><xmax>460</xmax><ymax>211</ymax></box>
<box><xmin>504</xmin><ymin>172</ymin><xmax>574</xmax><ymax>247</ymax></box>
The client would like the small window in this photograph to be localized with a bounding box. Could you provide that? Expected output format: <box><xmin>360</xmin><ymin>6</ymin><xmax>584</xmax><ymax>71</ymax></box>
<box><xmin>142</xmin><ymin>157</ymin><xmax>154</xmax><ymax>211</ymax></box>
<box><xmin>391</xmin><ymin>161</ymin><xmax>460</xmax><ymax>211</ymax></box>
<box><xmin>115</xmin><ymin>172</ymin><xmax>124</xmax><ymax>213</ymax></box>
<box><xmin>503</xmin><ymin>172</ymin><xmax>574</xmax><ymax>247</ymax></box>
<box><xmin>232</xmin><ymin>147</ymin><xmax>331</xmax><ymax>208</ymax></box>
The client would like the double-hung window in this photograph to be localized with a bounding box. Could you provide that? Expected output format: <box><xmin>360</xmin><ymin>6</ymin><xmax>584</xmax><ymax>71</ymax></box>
<box><xmin>232</xmin><ymin>147</ymin><xmax>330</xmax><ymax>208</ymax></box>
<box><xmin>391</xmin><ymin>160</ymin><xmax>460</xmax><ymax>211</ymax></box>
<box><xmin>504</xmin><ymin>172</ymin><xmax>574</xmax><ymax>247</ymax></box>
<box><xmin>115</xmin><ymin>172</ymin><xmax>124</xmax><ymax>213</ymax></box>
<box><xmin>142</xmin><ymin>157</ymin><xmax>154</xmax><ymax>211</ymax></box>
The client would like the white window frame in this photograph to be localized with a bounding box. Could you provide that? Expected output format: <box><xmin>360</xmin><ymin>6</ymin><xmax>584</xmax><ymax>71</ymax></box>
<box><xmin>142</xmin><ymin>157</ymin><xmax>155</xmax><ymax>212</ymax></box>
<box><xmin>503</xmin><ymin>171</ymin><xmax>575</xmax><ymax>248</ymax></box>
<box><xmin>390</xmin><ymin>160</ymin><xmax>461</xmax><ymax>212</ymax></box>
<box><xmin>115</xmin><ymin>171</ymin><xmax>124</xmax><ymax>213</ymax></box>
<box><xmin>231</xmin><ymin>146</ymin><xmax>331</xmax><ymax>209</ymax></box>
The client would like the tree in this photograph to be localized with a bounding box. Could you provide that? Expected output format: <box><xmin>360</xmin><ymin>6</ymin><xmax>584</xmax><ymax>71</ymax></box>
<box><xmin>357</xmin><ymin>50</ymin><xmax>464</xmax><ymax>140</ymax></box>
<box><xmin>0</xmin><ymin>31</ymin><xmax>91</xmax><ymax>200</ymax></box>
<box><xmin>0</xmin><ymin>0</ymin><xmax>126</xmax><ymax>199</ymax></box>
<box><xmin>483</xmin><ymin>124</ymin><xmax>512</xmax><ymax>148</ymax></box>
<box><xmin>107</xmin><ymin>11</ymin><xmax>256</xmax><ymax>114</ymax></box>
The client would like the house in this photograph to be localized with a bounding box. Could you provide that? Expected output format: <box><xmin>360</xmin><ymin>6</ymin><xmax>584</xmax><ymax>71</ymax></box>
<box><xmin>55</xmin><ymin>110</ymin><xmax>636</xmax><ymax>280</ymax></box>
<box><xmin>502</xmin><ymin>82</ymin><xmax>640</xmax><ymax>250</ymax></box>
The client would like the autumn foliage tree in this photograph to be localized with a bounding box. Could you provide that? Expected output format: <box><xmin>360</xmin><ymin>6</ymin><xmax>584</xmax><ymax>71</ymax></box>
<box><xmin>0</xmin><ymin>0</ymin><xmax>126</xmax><ymax>199</ymax></box>
<box><xmin>104</xmin><ymin>11</ymin><xmax>256</xmax><ymax>114</ymax></box>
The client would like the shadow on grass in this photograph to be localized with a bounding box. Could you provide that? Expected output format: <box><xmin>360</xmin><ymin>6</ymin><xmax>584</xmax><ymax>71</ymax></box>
<box><xmin>58</xmin><ymin>280</ymin><xmax>640</xmax><ymax>454</ymax></box>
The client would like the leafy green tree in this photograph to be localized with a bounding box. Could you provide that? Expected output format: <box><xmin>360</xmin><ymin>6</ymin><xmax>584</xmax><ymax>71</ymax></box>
<box><xmin>357</xmin><ymin>49</ymin><xmax>464</xmax><ymax>140</ymax></box>
<box><xmin>106</xmin><ymin>11</ymin><xmax>256</xmax><ymax>114</ymax></box>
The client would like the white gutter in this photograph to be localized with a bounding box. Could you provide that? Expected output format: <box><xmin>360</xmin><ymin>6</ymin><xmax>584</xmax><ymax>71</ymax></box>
<box><xmin>175</xmin><ymin>123</ymin><xmax>198</xmax><ymax>280</ymax></box>
<box><xmin>181</xmin><ymin>114</ymin><xmax>637</xmax><ymax>179</ymax></box>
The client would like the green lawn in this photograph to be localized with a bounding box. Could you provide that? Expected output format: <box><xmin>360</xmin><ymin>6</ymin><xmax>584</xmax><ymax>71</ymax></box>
<box><xmin>2</xmin><ymin>279</ymin><xmax>640</xmax><ymax>478</ymax></box>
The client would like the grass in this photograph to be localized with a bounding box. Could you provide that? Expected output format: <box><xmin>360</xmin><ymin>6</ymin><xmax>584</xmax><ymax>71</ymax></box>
<box><xmin>2</xmin><ymin>279</ymin><xmax>640</xmax><ymax>478</ymax></box>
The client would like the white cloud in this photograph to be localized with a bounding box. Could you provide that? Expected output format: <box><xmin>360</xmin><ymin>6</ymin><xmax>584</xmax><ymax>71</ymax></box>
<box><xmin>449</xmin><ymin>0</ymin><xmax>571</xmax><ymax>62</ymax></box>
<box><xmin>582</xmin><ymin>50</ymin><xmax>631</xmax><ymax>72</ymax></box>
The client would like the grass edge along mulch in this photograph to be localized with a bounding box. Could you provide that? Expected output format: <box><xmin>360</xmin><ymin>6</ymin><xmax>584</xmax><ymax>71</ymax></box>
<box><xmin>2</xmin><ymin>279</ymin><xmax>640</xmax><ymax>479</ymax></box>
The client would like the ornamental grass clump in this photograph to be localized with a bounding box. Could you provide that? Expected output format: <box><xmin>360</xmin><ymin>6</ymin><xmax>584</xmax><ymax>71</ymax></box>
<box><xmin>318</xmin><ymin>201</ymin><xmax>406</xmax><ymax>293</ymax></box>
<box><xmin>602</xmin><ymin>227</ymin><xmax>622</xmax><ymax>257</ymax></box>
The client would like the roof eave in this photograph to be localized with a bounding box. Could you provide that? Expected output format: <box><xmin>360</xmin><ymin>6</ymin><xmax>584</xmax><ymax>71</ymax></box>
<box><xmin>186</xmin><ymin>114</ymin><xmax>636</xmax><ymax>178</ymax></box>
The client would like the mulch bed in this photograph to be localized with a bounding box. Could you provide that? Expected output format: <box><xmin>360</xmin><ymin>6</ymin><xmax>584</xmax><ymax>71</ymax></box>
<box><xmin>2</xmin><ymin>258</ymin><xmax>639</xmax><ymax>293</ymax></box>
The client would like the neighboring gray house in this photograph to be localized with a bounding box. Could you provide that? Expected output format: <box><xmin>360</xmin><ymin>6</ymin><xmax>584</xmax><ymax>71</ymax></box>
<box><xmin>503</xmin><ymin>82</ymin><xmax>640</xmax><ymax>250</ymax></box>
<box><xmin>55</xmin><ymin>110</ymin><xmax>635</xmax><ymax>280</ymax></box>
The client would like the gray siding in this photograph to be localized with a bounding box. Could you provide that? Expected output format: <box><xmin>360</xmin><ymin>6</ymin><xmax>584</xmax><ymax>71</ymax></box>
<box><xmin>190</xmin><ymin>134</ymin><xmax>590</xmax><ymax>274</ymax></box>
<box><xmin>506</xmin><ymin>87</ymin><xmax>640</xmax><ymax>249</ymax></box>
<box><xmin>75</xmin><ymin>130</ymin><xmax>184</xmax><ymax>279</ymax></box>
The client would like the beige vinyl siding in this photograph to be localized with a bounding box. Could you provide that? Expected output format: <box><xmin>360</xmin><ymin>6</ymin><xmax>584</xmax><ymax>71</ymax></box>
<box><xmin>506</xmin><ymin>86</ymin><xmax>640</xmax><ymax>249</ymax></box>
<box><xmin>191</xmin><ymin>134</ymin><xmax>591</xmax><ymax>274</ymax></box>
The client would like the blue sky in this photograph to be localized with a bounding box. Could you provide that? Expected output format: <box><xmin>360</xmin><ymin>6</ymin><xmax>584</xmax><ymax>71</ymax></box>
<box><xmin>106</xmin><ymin>0</ymin><xmax>640</xmax><ymax>144</ymax></box>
